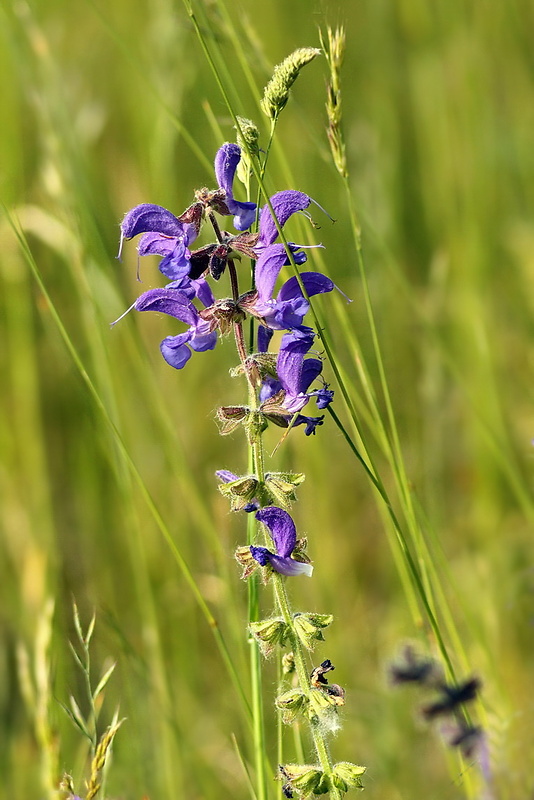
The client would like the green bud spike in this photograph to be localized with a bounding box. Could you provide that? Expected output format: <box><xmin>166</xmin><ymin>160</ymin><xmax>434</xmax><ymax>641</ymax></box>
<box><xmin>261</xmin><ymin>48</ymin><xmax>322</xmax><ymax>121</ymax></box>
<box><xmin>235</xmin><ymin>116</ymin><xmax>260</xmax><ymax>156</ymax></box>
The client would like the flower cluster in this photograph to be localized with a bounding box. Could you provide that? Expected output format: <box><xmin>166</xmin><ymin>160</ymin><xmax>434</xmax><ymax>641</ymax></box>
<box><xmin>116</xmin><ymin>131</ymin><xmax>365</xmax><ymax>794</ymax></box>
<box><xmin>116</xmin><ymin>141</ymin><xmax>334</xmax><ymax>434</ymax></box>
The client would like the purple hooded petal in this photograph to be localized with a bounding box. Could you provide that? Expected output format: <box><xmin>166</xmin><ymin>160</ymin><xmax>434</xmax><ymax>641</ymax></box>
<box><xmin>259</xmin><ymin>272</ymin><xmax>334</xmax><ymax>330</ymax></box>
<box><xmin>121</xmin><ymin>204</ymin><xmax>186</xmax><ymax>239</ymax></box>
<box><xmin>138</xmin><ymin>232</ymin><xmax>178</xmax><ymax>257</ymax></box>
<box><xmin>257</xmin><ymin>325</ymin><xmax>274</xmax><ymax>353</ymax></box>
<box><xmin>277</xmin><ymin>272</ymin><xmax>335</xmax><ymax>303</ymax></box>
<box><xmin>299</xmin><ymin>358</ymin><xmax>323</xmax><ymax>393</ymax></box>
<box><xmin>255</xmin><ymin>507</ymin><xmax>297</xmax><ymax>559</ymax></box>
<box><xmin>216</xmin><ymin>469</ymin><xmax>238</xmax><ymax>483</ymax></box>
<box><xmin>258</xmin><ymin>191</ymin><xmax>311</xmax><ymax>247</ymax></box>
<box><xmin>259</xmin><ymin>375</ymin><xmax>282</xmax><ymax>405</ymax></box>
<box><xmin>255</xmin><ymin>243</ymin><xmax>306</xmax><ymax>302</ymax></box>
<box><xmin>134</xmin><ymin>288</ymin><xmax>201</xmax><ymax>327</ymax></box>
<box><xmin>276</xmin><ymin>329</ymin><xmax>315</xmax><ymax>397</ymax></box>
<box><xmin>250</xmin><ymin>546</ymin><xmax>313</xmax><ymax>577</ymax></box>
<box><xmin>214</xmin><ymin>143</ymin><xmax>257</xmax><ymax>231</ymax></box>
<box><xmin>137</xmin><ymin>231</ymin><xmax>191</xmax><ymax>281</ymax></box>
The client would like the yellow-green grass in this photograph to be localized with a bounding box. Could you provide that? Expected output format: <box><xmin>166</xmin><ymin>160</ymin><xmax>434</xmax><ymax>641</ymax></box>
<box><xmin>1</xmin><ymin>0</ymin><xmax>533</xmax><ymax>798</ymax></box>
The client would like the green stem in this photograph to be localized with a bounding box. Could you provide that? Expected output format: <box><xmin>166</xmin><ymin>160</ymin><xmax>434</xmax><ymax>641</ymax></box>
<box><xmin>271</xmin><ymin>575</ymin><xmax>341</xmax><ymax>800</ymax></box>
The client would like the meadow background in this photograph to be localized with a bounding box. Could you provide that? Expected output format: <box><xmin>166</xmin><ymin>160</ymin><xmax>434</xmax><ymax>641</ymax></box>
<box><xmin>1</xmin><ymin>0</ymin><xmax>533</xmax><ymax>798</ymax></box>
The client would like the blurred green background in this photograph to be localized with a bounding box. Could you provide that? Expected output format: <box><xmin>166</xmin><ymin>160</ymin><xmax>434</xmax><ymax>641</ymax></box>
<box><xmin>1</xmin><ymin>0</ymin><xmax>533</xmax><ymax>798</ymax></box>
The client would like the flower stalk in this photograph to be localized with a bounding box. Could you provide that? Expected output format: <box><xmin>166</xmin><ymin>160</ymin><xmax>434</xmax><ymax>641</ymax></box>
<box><xmin>116</xmin><ymin>125</ymin><xmax>363</xmax><ymax>797</ymax></box>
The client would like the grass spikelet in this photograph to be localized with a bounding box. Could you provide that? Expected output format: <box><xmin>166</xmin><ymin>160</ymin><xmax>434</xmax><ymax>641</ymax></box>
<box><xmin>85</xmin><ymin>714</ymin><xmax>125</xmax><ymax>800</ymax></box>
<box><xmin>261</xmin><ymin>47</ymin><xmax>321</xmax><ymax>121</ymax></box>
<box><xmin>320</xmin><ymin>26</ymin><xmax>348</xmax><ymax>178</ymax></box>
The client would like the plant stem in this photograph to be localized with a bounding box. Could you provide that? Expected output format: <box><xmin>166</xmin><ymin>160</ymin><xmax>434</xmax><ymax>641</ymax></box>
<box><xmin>271</xmin><ymin>574</ymin><xmax>341</xmax><ymax>800</ymax></box>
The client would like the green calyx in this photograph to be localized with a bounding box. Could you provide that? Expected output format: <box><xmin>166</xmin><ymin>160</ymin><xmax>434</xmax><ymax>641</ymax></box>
<box><xmin>293</xmin><ymin>612</ymin><xmax>334</xmax><ymax>650</ymax></box>
<box><xmin>249</xmin><ymin>617</ymin><xmax>290</xmax><ymax>656</ymax></box>
<box><xmin>217</xmin><ymin>470</ymin><xmax>305</xmax><ymax>511</ymax></box>
<box><xmin>332</xmin><ymin>762</ymin><xmax>366</xmax><ymax>792</ymax></box>
<box><xmin>280</xmin><ymin>764</ymin><xmax>328</xmax><ymax>797</ymax></box>
<box><xmin>275</xmin><ymin>687</ymin><xmax>309</xmax><ymax>724</ymax></box>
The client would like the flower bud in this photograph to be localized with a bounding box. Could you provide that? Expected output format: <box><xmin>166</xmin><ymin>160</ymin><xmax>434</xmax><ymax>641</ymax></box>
<box><xmin>282</xmin><ymin>651</ymin><xmax>296</xmax><ymax>675</ymax></box>
<box><xmin>235</xmin><ymin>545</ymin><xmax>259</xmax><ymax>579</ymax></box>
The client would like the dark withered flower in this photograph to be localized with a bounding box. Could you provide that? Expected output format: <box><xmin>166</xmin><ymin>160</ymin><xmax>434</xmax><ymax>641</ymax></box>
<box><xmin>388</xmin><ymin>643</ymin><xmax>443</xmax><ymax>687</ymax></box>
<box><xmin>421</xmin><ymin>677</ymin><xmax>481</xmax><ymax>720</ymax></box>
<box><xmin>443</xmin><ymin>721</ymin><xmax>484</xmax><ymax>760</ymax></box>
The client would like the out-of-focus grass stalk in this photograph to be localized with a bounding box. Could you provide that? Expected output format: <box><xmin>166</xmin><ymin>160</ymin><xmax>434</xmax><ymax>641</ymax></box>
<box><xmin>5</xmin><ymin>207</ymin><xmax>252</xmax><ymax>723</ymax></box>
<box><xmin>319</xmin><ymin>23</ymin><xmax>481</xmax><ymax>794</ymax></box>
<box><xmin>16</xmin><ymin>599</ymin><xmax>58</xmax><ymax>800</ymax></box>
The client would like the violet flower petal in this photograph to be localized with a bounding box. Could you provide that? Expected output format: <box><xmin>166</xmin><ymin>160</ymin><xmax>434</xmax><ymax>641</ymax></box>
<box><xmin>277</xmin><ymin>272</ymin><xmax>335</xmax><ymax>303</ymax></box>
<box><xmin>299</xmin><ymin>358</ymin><xmax>323</xmax><ymax>393</ymax></box>
<box><xmin>250</xmin><ymin>546</ymin><xmax>313</xmax><ymax>577</ymax></box>
<box><xmin>276</xmin><ymin>329</ymin><xmax>315</xmax><ymax>397</ymax></box>
<box><xmin>257</xmin><ymin>325</ymin><xmax>274</xmax><ymax>354</ymax></box>
<box><xmin>121</xmin><ymin>203</ymin><xmax>188</xmax><ymax>239</ymax></box>
<box><xmin>293</xmin><ymin>414</ymin><xmax>325</xmax><ymax>435</ymax></box>
<box><xmin>255</xmin><ymin>506</ymin><xmax>297</xmax><ymax>558</ymax></box>
<box><xmin>255</xmin><ymin>243</ymin><xmax>307</xmax><ymax>302</ymax></box>
<box><xmin>160</xmin><ymin>332</ymin><xmax>194</xmax><ymax>369</ymax></box>
<box><xmin>214</xmin><ymin>143</ymin><xmax>257</xmax><ymax>231</ymax></box>
<box><xmin>258</xmin><ymin>191</ymin><xmax>311</xmax><ymax>247</ymax></box>
<box><xmin>134</xmin><ymin>287</ymin><xmax>201</xmax><ymax>327</ymax></box>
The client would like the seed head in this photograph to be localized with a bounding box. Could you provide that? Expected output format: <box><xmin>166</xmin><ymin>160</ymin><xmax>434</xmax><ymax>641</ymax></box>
<box><xmin>261</xmin><ymin>48</ymin><xmax>321</xmax><ymax>121</ymax></box>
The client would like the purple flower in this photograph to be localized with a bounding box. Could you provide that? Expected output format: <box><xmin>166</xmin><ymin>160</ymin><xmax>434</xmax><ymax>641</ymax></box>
<box><xmin>119</xmin><ymin>203</ymin><xmax>198</xmax><ymax>282</ymax></box>
<box><xmin>214</xmin><ymin>143</ymin><xmax>257</xmax><ymax>231</ymax></box>
<box><xmin>134</xmin><ymin>287</ymin><xmax>217</xmax><ymax>369</ymax></box>
<box><xmin>251</xmin><ymin>507</ymin><xmax>313</xmax><ymax>577</ymax></box>
<box><xmin>236</xmin><ymin>190</ymin><xmax>334</xmax><ymax>330</ymax></box>
<box><xmin>259</xmin><ymin>327</ymin><xmax>333</xmax><ymax>434</ymax></box>
<box><xmin>118</xmin><ymin>144</ymin><xmax>256</xmax><ymax>286</ymax></box>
